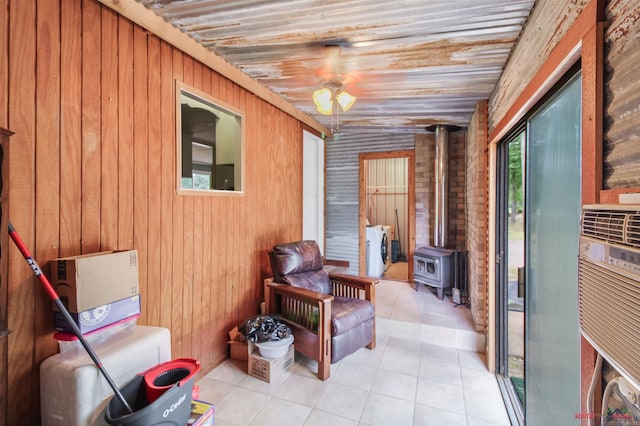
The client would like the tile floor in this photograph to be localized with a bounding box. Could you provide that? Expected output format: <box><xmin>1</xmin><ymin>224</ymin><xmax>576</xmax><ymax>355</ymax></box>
<box><xmin>196</xmin><ymin>280</ymin><xmax>510</xmax><ymax>426</ymax></box>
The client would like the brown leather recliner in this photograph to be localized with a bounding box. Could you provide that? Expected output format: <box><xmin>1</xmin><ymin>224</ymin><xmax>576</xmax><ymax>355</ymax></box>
<box><xmin>265</xmin><ymin>240</ymin><xmax>377</xmax><ymax>380</ymax></box>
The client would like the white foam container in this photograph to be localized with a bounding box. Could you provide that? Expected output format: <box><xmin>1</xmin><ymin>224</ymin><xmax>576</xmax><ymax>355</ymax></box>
<box><xmin>40</xmin><ymin>325</ymin><xmax>171</xmax><ymax>426</ymax></box>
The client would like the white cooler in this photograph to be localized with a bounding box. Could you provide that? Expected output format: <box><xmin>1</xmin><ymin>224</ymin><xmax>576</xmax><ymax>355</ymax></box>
<box><xmin>40</xmin><ymin>325</ymin><xmax>171</xmax><ymax>426</ymax></box>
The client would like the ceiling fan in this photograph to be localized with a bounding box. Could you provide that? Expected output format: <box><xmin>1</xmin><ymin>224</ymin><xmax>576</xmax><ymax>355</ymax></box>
<box><xmin>312</xmin><ymin>44</ymin><xmax>360</xmax><ymax>120</ymax></box>
<box><xmin>314</xmin><ymin>44</ymin><xmax>360</xmax><ymax>88</ymax></box>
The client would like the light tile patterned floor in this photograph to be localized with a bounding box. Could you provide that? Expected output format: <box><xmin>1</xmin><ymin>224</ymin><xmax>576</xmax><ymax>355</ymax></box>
<box><xmin>196</xmin><ymin>280</ymin><xmax>510</xmax><ymax>426</ymax></box>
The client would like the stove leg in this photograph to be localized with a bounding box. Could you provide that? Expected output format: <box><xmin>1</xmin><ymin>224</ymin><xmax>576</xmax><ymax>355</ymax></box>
<box><xmin>437</xmin><ymin>288</ymin><xmax>444</xmax><ymax>299</ymax></box>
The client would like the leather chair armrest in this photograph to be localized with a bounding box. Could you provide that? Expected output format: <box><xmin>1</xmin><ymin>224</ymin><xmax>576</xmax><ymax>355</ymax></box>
<box><xmin>268</xmin><ymin>281</ymin><xmax>334</xmax><ymax>305</ymax></box>
<box><xmin>328</xmin><ymin>273</ymin><xmax>378</xmax><ymax>289</ymax></box>
<box><xmin>265</xmin><ymin>277</ymin><xmax>334</xmax><ymax>323</ymax></box>
<box><xmin>328</xmin><ymin>273</ymin><xmax>378</xmax><ymax>303</ymax></box>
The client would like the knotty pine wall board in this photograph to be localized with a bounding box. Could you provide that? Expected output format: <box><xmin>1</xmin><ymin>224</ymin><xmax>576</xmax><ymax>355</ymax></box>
<box><xmin>1</xmin><ymin>0</ymin><xmax>304</xmax><ymax>422</ymax></box>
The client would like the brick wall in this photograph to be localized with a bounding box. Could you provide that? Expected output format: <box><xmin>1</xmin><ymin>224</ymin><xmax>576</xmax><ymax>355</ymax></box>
<box><xmin>466</xmin><ymin>101</ymin><xmax>489</xmax><ymax>332</ymax></box>
<box><xmin>448</xmin><ymin>131</ymin><xmax>467</xmax><ymax>251</ymax></box>
<box><xmin>414</xmin><ymin>133</ymin><xmax>433</xmax><ymax>248</ymax></box>
<box><xmin>414</xmin><ymin>131</ymin><xmax>466</xmax><ymax>249</ymax></box>
<box><xmin>414</xmin><ymin>128</ymin><xmax>488</xmax><ymax>332</ymax></box>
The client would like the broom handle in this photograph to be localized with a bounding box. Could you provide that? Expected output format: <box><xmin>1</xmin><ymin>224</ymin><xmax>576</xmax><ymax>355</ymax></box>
<box><xmin>8</xmin><ymin>223</ymin><xmax>134</xmax><ymax>414</ymax></box>
<box><xmin>395</xmin><ymin>208</ymin><xmax>401</xmax><ymax>254</ymax></box>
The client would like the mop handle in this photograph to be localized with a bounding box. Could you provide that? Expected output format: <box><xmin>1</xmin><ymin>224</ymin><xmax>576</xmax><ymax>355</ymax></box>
<box><xmin>8</xmin><ymin>223</ymin><xmax>134</xmax><ymax>415</ymax></box>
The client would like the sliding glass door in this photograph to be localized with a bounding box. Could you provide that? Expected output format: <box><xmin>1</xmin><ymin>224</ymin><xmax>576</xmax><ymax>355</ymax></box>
<box><xmin>496</xmin><ymin>69</ymin><xmax>582</xmax><ymax>425</ymax></box>
<box><xmin>525</xmin><ymin>71</ymin><xmax>582</xmax><ymax>426</ymax></box>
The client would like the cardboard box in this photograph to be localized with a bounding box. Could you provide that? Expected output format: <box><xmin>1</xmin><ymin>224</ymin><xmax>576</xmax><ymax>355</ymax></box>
<box><xmin>187</xmin><ymin>400</ymin><xmax>214</xmax><ymax>426</ymax></box>
<box><xmin>50</xmin><ymin>250</ymin><xmax>140</xmax><ymax>312</ymax></box>
<box><xmin>54</xmin><ymin>295</ymin><xmax>141</xmax><ymax>334</ymax></box>
<box><xmin>228</xmin><ymin>326</ymin><xmax>248</xmax><ymax>361</ymax></box>
<box><xmin>247</xmin><ymin>342</ymin><xmax>294</xmax><ymax>383</ymax></box>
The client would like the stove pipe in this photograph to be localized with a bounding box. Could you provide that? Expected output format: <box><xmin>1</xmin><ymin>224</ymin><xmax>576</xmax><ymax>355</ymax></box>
<box><xmin>426</xmin><ymin>125</ymin><xmax>461</xmax><ymax>248</ymax></box>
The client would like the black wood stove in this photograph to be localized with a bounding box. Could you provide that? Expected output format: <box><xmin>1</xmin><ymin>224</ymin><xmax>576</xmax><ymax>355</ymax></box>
<box><xmin>413</xmin><ymin>246</ymin><xmax>455</xmax><ymax>299</ymax></box>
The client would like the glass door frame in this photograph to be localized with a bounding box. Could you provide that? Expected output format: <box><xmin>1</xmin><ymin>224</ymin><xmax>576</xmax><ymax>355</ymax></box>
<box><xmin>496</xmin><ymin>126</ymin><xmax>526</xmax><ymax>426</ymax></box>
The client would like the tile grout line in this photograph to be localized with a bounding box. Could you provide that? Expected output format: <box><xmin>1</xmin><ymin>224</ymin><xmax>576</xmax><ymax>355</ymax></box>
<box><xmin>203</xmin><ymin>280</ymin><xmax>505</xmax><ymax>426</ymax></box>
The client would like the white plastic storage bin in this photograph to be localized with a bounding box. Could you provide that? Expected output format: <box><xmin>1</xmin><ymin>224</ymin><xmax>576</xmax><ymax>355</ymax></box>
<box><xmin>40</xmin><ymin>325</ymin><xmax>171</xmax><ymax>426</ymax></box>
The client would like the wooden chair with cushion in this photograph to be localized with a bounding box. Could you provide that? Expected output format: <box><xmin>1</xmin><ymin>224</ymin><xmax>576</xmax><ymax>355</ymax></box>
<box><xmin>265</xmin><ymin>240</ymin><xmax>377</xmax><ymax>380</ymax></box>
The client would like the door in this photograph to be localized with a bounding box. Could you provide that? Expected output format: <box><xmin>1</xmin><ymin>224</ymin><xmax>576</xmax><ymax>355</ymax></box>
<box><xmin>303</xmin><ymin>130</ymin><xmax>325</xmax><ymax>253</ymax></box>
<box><xmin>496</xmin><ymin>70</ymin><xmax>582</xmax><ymax>425</ymax></box>
<box><xmin>358</xmin><ymin>150</ymin><xmax>415</xmax><ymax>279</ymax></box>
<box><xmin>525</xmin><ymin>71</ymin><xmax>582</xmax><ymax>425</ymax></box>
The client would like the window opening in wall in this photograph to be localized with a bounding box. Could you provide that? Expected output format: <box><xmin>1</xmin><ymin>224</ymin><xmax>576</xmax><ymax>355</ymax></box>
<box><xmin>176</xmin><ymin>81</ymin><xmax>244</xmax><ymax>195</ymax></box>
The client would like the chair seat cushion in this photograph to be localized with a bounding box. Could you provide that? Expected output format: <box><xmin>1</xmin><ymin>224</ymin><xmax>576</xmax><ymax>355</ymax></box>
<box><xmin>331</xmin><ymin>296</ymin><xmax>375</xmax><ymax>336</ymax></box>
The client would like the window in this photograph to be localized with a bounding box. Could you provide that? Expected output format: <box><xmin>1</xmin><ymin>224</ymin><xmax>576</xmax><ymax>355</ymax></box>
<box><xmin>176</xmin><ymin>81</ymin><xmax>244</xmax><ymax>194</ymax></box>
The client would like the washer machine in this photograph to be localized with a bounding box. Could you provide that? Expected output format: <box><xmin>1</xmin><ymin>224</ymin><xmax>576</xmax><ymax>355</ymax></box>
<box><xmin>365</xmin><ymin>225</ymin><xmax>385</xmax><ymax>277</ymax></box>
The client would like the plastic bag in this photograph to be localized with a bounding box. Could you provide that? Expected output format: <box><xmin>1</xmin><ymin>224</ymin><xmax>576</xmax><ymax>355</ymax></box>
<box><xmin>241</xmin><ymin>315</ymin><xmax>291</xmax><ymax>343</ymax></box>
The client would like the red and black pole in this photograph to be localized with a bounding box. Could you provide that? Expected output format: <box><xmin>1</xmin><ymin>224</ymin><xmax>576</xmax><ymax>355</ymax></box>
<box><xmin>8</xmin><ymin>223</ymin><xmax>134</xmax><ymax>414</ymax></box>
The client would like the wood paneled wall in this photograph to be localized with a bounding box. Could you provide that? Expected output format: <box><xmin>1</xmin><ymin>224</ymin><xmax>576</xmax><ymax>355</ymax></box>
<box><xmin>1</xmin><ymin>0</ymin><xmax>304</xmax><ymax>423</ymax></box>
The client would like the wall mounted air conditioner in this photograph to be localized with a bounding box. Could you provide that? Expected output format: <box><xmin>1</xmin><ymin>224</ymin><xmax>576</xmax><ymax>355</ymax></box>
<box><xmin>579</xmin><ymin>204</ymin><xmax>640</xmax><ymax>391</ymax></box>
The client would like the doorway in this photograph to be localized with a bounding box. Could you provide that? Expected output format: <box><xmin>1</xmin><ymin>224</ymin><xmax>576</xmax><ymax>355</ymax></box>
<box><xmin>496</xmin><ymin>70</ymin><xmax>582</xmax><ymax>425</ymax></box>
<box><xmin>358</xmin><ymin>150</ymin><xmax>415</xmax><ymax>280</ymax></box>
<box><xmin>302</xmin><ymin>130</ymin><xmax>325</xmax><ymax>254</ymax></box>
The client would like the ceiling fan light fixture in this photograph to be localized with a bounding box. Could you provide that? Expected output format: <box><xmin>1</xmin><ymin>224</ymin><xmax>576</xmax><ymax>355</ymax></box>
<box><xmin>316</xmin><ymin>102</ymin><xmax>333</xmax><ymax>115</ymax></box>
<box><xmin>336</xmin><ymin>90</ymin><xmax>356</xmax><ymax>112</ymax></box>
<box><xmin>312</xmin><ymin>84</ymin><xmax>356</xmax><ymax>133</ymax></box>
<box><xmin>313</xmin><ymin>88</ymin><xmax>334</xmax><ymax>115</ymax></box>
